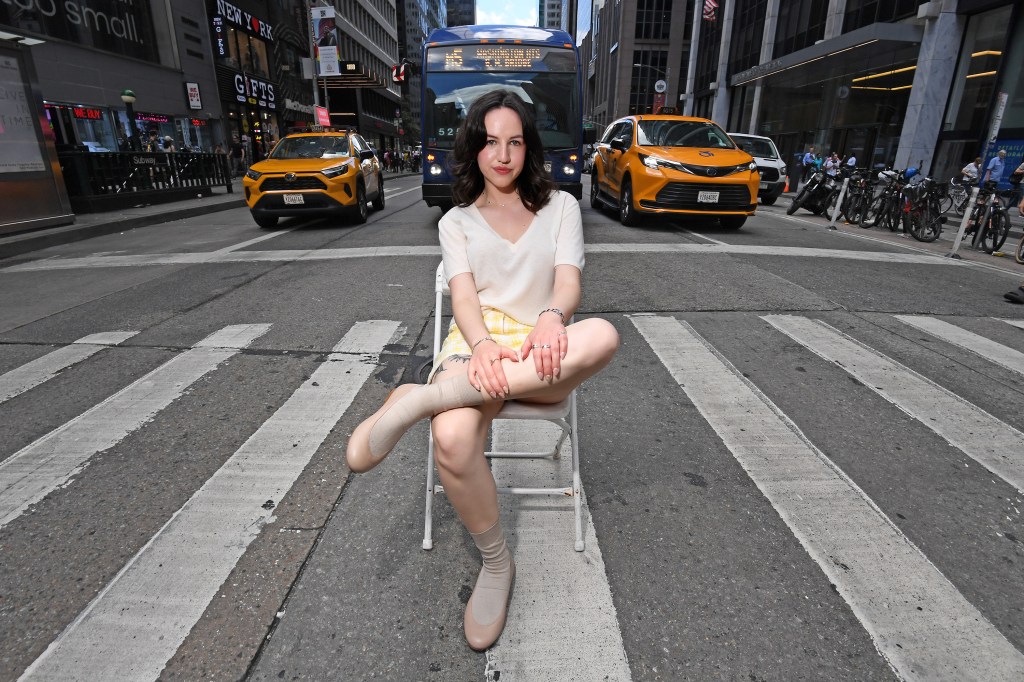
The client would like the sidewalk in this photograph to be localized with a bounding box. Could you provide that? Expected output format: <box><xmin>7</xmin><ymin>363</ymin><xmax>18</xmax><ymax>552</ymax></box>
<box><xmin>0</xmin><ymin>170</ymin><xmax>421</xmax><ymax>261</ymax></box>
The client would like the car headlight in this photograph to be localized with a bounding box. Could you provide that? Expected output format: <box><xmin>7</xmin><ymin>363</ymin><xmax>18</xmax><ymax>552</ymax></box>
<box><xmin>639</xmin><ymin>153</ymin><xmax>681</xmax><ymax>171</ymax></box>
<box><xmin>245</xmin><ymin>169</ymin><xmax>262</xmax><ymax>180</ymax></box>
<box><xmin>321</xmin><ymin>162</ymin><xmax>350</xmax><ymax>178</ymax></box>
<box><xmin>725</xmin><ymin>162</ymin><xmax>757</xmax><ymax>175</ymax></box>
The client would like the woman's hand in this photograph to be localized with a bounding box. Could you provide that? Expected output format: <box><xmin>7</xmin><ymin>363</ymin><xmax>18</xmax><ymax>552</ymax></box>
<box><xmin>470</xmin><ymin>339</ymin><xmax>519</xmax><ymax>398</ymax></box>
<box><xmin>521</xmin><ymin>316</ymin><xmax>567</xmax><ymax>381</ymax></box>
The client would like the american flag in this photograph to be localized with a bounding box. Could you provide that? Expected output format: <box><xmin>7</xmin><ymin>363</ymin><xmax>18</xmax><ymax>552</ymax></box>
<box><xmin>703</xmin><ymin>0</ymin><xmax>718</xmax><ymax>22</ymax></box>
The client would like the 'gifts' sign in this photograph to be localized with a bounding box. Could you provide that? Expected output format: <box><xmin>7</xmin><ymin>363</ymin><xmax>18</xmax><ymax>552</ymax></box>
<box><xmin>233</xmin><ymin>73</ymin><xmax>276</xmax><ymax>109</ymax></box>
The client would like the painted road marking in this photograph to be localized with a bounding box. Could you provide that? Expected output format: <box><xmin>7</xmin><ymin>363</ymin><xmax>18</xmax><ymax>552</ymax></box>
<box><xmin>0</xmin><ymin>324</ymin><xmax>271</xmax><ymax>530</ymax></box>
<box><xmin>19</xmin><ymin>320</ymin><xmax>401</xmax><ymax>682</ymax></box>
<box><xmin>895</xmin><ymin>315</ymin><xmax>1024</xmax><ymax>377</ymax></box>
<box><xmin>1002</xmin><ymin>319</ymin><xmax>1024</xmax><ymax>331</ymax></box>
<box><xmin>212</xmin><ymin>228</ymin><xmax>297</xmax><ymax>254</ymax></box>
<box><xmin>764</xmin><ymin>315</ymin><xmax>1024</xmax><ymax>494</ymax></box>
<box><xmin>0</xmin><ymin>331</ymin><xmax>138</xmax><ymax>404</ymax></box>
<box><xmin>632</xmin><ymin>314</ymin><xmax>1024</xmax><ymax>681</ymax></box>
<box><xmin>1</xmin><ymin>243</ymin><xmax>956</xmax><ymax>272</ymax></box>
<box><xmin>487</xmin><ymin>419</ymin><xmax>631</xmax><ymax>681</ymax></box>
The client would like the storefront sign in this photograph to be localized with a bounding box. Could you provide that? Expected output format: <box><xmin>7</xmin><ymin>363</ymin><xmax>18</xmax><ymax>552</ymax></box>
<box><xmin>315</xmin><ymin>106</ymin><xmax>330</xmax><ymax>127</ymax></box>
<box><xmin>233</xmin><ymin>72</ymin><xmax>276</xmax><ymax>109</ymax></box>
<box><xmin>212</xmin><ymin>16</ymin><xmax>226</xmax><ymax>56</ymax></box>
<box><xmin>135</xmin><ymin>111</ymin><xmax>170</xmax><ymax>124</ymax></box>
<box><xmin>72</xmin><ymin>106</ymin><xmax>104</xmax><ymax>120</ymax></box>
<box><xmin>0</xmin><ymin>53</ymin><xmax>46</xmax><ymax>173</ymax></box>
<box><xmin>190</xmin><ymin>118</ymin><xmax>207</xmax><ymax>126</ymax></box>
<box><xmin>214</xmin><ymin>0</ymin><xmax>273</xmax><ymax>40</ymax></box>
<box><xmin>0</xmin><ymin>0</ymin><xmax>160</xmax><ymax>63</ymax></box>
<box><xmin>185</xmin><ymin>82</ymin><xmax>202</xmax><ymax>110</ymax></box>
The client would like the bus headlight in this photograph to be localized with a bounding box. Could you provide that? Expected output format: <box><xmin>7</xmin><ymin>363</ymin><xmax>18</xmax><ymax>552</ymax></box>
<box><xmin>562</xmin><ymin>164</ymin><xmax>575</xmax><ymax>176</ymax></box>
<box><xmin>429</xmin><ymin>164</ymin><xmax>443</xmax><ymax>176</ymax></box>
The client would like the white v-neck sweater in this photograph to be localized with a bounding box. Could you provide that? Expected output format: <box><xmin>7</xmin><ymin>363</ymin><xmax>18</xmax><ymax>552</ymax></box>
<box><xmin>438</xmin><ymin>190</ymin><xmax>585</xmax><ymax>325</ymax></box>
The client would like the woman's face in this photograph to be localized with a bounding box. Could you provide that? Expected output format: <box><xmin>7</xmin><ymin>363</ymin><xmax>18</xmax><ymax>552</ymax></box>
<box><xmin>476</xmin><ymin>106</ymin><xmax>526</xmax><ymax>192</ymax></box>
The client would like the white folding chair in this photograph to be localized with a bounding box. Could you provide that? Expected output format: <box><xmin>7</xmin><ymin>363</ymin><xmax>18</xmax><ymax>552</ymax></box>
<box><xmin>422</xmin><ymin>263</ymin><xmax>585</xmax><ymax>551</ymax></box>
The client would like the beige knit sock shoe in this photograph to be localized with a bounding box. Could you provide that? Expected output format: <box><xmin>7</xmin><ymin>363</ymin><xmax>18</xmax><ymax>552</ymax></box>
<box><xmin>464</xmin><ymin>521</ymin><xmax>515</xmax><ymax>651</ymax></box>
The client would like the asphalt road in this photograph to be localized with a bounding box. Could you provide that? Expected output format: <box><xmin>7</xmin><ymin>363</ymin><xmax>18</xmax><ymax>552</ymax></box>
<box><xmin>1</xmin><ymin>175</ymin><xmax>1023</xmax><ymax>681</ymax></box>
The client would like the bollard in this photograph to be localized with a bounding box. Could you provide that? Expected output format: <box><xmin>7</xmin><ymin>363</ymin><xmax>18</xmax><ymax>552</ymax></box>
<box><xmin>828</xmin><ymin>178</ymin><xmax>849</xmax><ymax>230</ymax></box>
<box><xmin>946</xmin><ymin>186</ymin><xmax>981</xmax><ymax>259</ymax></box>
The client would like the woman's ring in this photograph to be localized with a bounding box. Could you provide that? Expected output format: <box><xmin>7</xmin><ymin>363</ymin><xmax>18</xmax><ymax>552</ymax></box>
<box><xmin>557</xmin><ymin>331</ymin><xmax>567</xmax><ymax>336</ymax></box>
<box><xmin>531</xmin><ymin>344</ymin><xmax>539</xmax><ymax>349</ymax></box>
<box><xmin>540</xmin><ymin>344</ymin><xmax>551</xmax><ymax>349</ymax></box>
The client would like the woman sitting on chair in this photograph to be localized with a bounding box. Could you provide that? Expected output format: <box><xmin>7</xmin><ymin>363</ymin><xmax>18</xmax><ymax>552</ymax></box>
<box><xmin>345</xmin><ymin>89</ymin><xmax>619</xmax><ymax>651</ymax></box>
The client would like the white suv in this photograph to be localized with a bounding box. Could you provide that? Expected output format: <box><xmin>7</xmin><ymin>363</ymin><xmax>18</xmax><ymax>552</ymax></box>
<box><xmin>728</xmin><ymin>133</ymin><xmax>788</xmax><ymax>205</ymax></box>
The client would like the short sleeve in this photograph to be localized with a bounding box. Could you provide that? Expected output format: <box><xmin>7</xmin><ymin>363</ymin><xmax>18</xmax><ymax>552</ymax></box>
<box><xmin>438</xmin><ymin>209</ymin><xmax>472</xmax><ymax>282</ymax></box>
<box><xmin>553</xmin><ymin>193</ymin><xmax>585</xmax><ymax>272</ymax></box>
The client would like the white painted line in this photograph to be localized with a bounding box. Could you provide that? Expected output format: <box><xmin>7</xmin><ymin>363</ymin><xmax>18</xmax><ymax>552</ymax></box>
<box><xmin>676</xmin><ymin>227</ymin><xmax>727</xmax><ymax>245</ymax></box>
<box><xmin>1003</xmin><ymin>319</ymin><xmax>1024</xmax><ymax>331</ymax></box>
<box><xmin>384</xmin><ymin>186</ymin><xmax>421</xmax><ymax>199</ymax></box>
<box><xmin>631</xmin><ymin>314</ymin><xmax>1024</xmax><ymax>681</ymax></box>
<box><xmin>0</xmin><ymin>324</ymin><xmax>271</xmax><ymax>530</ymax></box>
<box><xmin>895</xmin><ymin>315</ymin><xmax>1024</xmax><ymax>377</ymax></box>
<box><xmin>1</xmin><ymin>243</ymin><xmax>952</xmax><ymax>272</ymax></box>
<box><xmin>763</xmin><ymin>315</ymin><xmax>1024</xmax><ymax>494</ymax></box>
<box><xmin>0</xmin><ymin>332</ymin><xmax>138</xmax><ymax>404</ymax></box>
<box><xmin>19</xmin><ymin>320</ymin><xmax>401</xmax><ymax>682</ymax></box>
<box><xmin>486</xmin><ymin>420</ymin><xmax>631</xmax><ymax>681</ymax></box>
<box><xmin>212</xmin><ymin>228</ymin><xmax>296</xmax><ymax>254</ymax></box>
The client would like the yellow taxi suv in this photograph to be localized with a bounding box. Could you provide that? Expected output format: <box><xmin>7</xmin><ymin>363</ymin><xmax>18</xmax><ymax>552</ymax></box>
<box><xmin>243</xmin><ymin>128</ymin><xmax>385</xmax><ymax>229</ymax></box>
<box><xmin>590</xmin><ymin>113</ymin><xmax>759</xmax><ymax>229</ymax></box>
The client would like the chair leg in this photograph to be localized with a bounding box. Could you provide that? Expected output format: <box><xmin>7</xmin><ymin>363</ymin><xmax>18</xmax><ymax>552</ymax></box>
<box><xmin>570</xmin><ymin>392</ymin><xmax>585</xmax><ymax>552</ymax></box>
<box><xmin>422</xmin><ymin>429</ymin><xmax>436</xmax><ymax>550</ymax></box>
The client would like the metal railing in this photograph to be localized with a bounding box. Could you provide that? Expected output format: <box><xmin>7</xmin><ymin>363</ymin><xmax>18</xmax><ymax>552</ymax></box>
<box><xmin>57</xmin><ymin>151</ymin><xmax>233</xmax><ymax>212</ymax></box>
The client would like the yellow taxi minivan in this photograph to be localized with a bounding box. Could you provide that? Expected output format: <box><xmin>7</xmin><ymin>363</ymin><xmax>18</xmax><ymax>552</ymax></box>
<box><xmin>591</xmin><ymin>112</ymin><xmax>759</xmax><ymax>229</ymax></box>
<box><xmin>243</xmin><ymin>128</ymin><xmax>385</xmax><ymax>228</ymax></box>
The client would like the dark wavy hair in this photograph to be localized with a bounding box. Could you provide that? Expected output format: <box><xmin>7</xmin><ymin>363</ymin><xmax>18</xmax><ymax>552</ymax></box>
<box><xmin>450</xmin><ymin>89</ymin><xmax>556</xmax><ymax>212</ymax></box>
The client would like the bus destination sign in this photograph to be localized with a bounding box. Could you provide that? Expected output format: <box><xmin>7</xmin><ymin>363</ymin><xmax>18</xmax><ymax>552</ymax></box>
<box><xmin>429</xmin><ymin>44</ymin><xmax>575</xmax><ymax>72</ymax></box>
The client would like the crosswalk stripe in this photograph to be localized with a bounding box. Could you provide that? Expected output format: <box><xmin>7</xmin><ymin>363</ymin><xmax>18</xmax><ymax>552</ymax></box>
<box><xmin>486</xmin><ymin>420</ymin><xmax>631</xmax><ymax>681</ymax></box>
<box><xmin>0</xmin><ymin>324</ymin><xmax>270</xmax><ymax>530</ymax></box>
<box><xmin>764</xmin><ymin>315</ymin><xmax>1024</xmax><ymax>494</ymax></box>
<box><xmin>0</xmin><ymin>331</ymin><xmax>138</xmax><ymax>404</ymax></box>
<box><xmin>19</xmin><ymin>320</ymin><xmax>401</xmax><ymax>682</ymax></box>
<box><xmin>631</xmin><ymin>314</ymin><xmax>1024</xmax><ymax>681</ymax></box>
<box><xmin>1003</xmin><ymin>319</ymin><xmax>1024</xmax><ymax>331</ymax></box>
<box><xmin>895</xmin><ymin>315</ymin><xmax>1024</xmax><ymax>376</ymax></box>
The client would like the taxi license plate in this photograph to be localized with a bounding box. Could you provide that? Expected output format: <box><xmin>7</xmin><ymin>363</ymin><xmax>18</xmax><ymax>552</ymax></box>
<box><xmin>759</xmin><ymin>182</ymin><xmax>768</xmax><ymax>190</ymax></box>
<box><xmin>697</xmin><ymin>190</ymin><xmax>719</xmax><ymax>203</ymax></box>
<box><xmin>283</xmin><ymin>194</ymin><xmax>304</xmax><ymax>205</ymax></box>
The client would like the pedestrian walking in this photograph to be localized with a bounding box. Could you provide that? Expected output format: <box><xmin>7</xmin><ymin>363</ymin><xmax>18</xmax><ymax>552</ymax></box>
<box><xmin>961</xmin><ymin>157</ymin><xmax>981</xmax><ymax>185</ymax></box>
<box><xmin>983</xmin><ymin>148</ymin><xmax>1006</xmax><ymax>184</ymax></box>
<box><xmin>344</xmin><ymin>89</ymin><xmax>619</xmax><ymax>652</ymax></box>
<box><xmin>229</xmin><ymin>135</ymin><xmax>246</xmax><ymax>176</ymax></box>
<box><xmin>802</xmin><ymin>146</ymin><xmax>815</xmax><ymax>183</ymax></box>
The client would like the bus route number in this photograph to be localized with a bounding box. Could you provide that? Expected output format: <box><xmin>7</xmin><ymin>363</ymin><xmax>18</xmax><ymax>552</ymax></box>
<box><xmin>438</xmin><ymin>127</ymin><xmax>459</xmax><ymax>139</ymax></box>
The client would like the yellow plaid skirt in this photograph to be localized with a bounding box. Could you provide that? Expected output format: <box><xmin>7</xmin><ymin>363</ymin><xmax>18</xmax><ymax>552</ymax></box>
<box><xmin>429</xmin><ymin>307</ymin><xmax>534</xmax><ymax>383</ymax></box>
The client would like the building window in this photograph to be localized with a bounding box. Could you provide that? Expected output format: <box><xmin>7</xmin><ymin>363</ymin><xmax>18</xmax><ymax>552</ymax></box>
<box><xmin>773</xmin><ymin>0</ymin><xmax>828</xmax><ymax>59</ymax></box>
<box><xmin>635</xmin><ymin>0</ymin><xmax>672</xmax><ymax>40</ymax></box>
<box><xmin>728</xmin><ymin>0</ymin><xmax>767</xmax><ymax>77</ymax></box>
<box><xmin>843</xmin><ymin>0</ymin><xmax>924</xmax><ymax>34</ymax></box>
<box><xmin>943</xmin><ymin>5</ymin><xmax>1012</xmax><ymax>135</ymax></box>
<box><xmin>694</xmin><ymin>10</ymin><xmax>723</xmax><ymax>93</ymax></box>
<box><xmin>630</xmin><ymin>49</ymin><xmax>668</xmax><ymax>114</ymax></box>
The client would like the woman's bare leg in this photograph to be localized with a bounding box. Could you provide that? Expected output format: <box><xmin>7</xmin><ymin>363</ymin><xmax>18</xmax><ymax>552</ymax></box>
<box><xmin>346</xmin><ymin>318</ymin><xmax>618</xmax><ymax>472</ymax></box>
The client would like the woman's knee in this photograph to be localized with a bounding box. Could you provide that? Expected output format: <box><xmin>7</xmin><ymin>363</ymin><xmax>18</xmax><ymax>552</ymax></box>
<box><xmin>577</xmin><ymin>318</ymin><xmax>619</xmax><ymax>362</ymax></box>
<box><xmin>431</xmin><ymin>418</ymin><xmax>481</xmax><ymax>476</ymax></box>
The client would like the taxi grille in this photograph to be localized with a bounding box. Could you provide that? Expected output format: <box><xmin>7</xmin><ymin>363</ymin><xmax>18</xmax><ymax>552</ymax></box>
<box><xmin>260</xmin><ymin>176</ymin><xmax>327</xmax><ymax>191</ymax></box>
<box><xmin>644</xmin><ymin>182</ymin><xmax>752</xmax><ymax>210</ymax></box>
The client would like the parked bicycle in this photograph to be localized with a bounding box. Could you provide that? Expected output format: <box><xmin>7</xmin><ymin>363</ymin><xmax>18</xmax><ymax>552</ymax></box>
<box><xmin>860</xmin><ymin>168</ymin><xmax>913</xmax><ymax>232</ymax></box>
<box><xmin>902</xmin><ymin>176</ymin><xmax>946</xmax><ymax>242</ymax></box>
<box><xmin>839</xmin><ymin>167</ymin><xmax>871</xmax><ymax>224</ymax></box>
<box><xmin>963</xmin><ymin>180</ymin><xmax>1011</xmax><ymax>254</ymax></box>
<box><xmin>945</xmin><ymin>176</ymin><xmax>972</xmax><ymax>216</ymax></box>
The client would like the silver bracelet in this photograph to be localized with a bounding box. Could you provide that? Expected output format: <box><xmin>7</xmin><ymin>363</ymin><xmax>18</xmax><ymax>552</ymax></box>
<box><xmin>471</xmin><ymin>336</ymin><xmax>494</xmax><ymax>350</ymax></box>
<box><xmin>540</xmin><ymin>307</ymin><xmax>564</xmax><ymax>323</ymax></box>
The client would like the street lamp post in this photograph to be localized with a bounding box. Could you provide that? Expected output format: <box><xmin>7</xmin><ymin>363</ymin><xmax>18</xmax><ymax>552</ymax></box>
<box><xmin>120</xmin><ymin>88</ymin><xmax>138</xmax><ymax>151</ymax></box>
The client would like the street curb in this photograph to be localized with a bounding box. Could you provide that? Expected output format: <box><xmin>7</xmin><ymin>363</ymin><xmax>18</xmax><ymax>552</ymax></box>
<box><xmin>0</xmin><ymin>198</ymin><xmax>246</xmax><ymax>261</ymax></box>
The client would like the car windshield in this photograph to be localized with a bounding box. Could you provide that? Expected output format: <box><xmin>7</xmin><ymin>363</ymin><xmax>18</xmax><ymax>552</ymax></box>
<box><xmin>636</xmin><ymin>120</ymin><xmax>735</xmax><ymax>149</ymax></box>
<box><xmin>732</xmin><ymin>137</ymin><xmax>779</xmax><ymax>159</ymax></box>
<box><xmin>270</xmin><ymin>136</ymin><xmax>350</xmax><ymax>159</ymax></box>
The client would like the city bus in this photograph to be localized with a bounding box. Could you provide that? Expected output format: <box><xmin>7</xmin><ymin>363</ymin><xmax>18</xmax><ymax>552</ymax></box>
<box><xmin>420</xmin><ymin>25</ymin><xmax>584</xmax><ymax>210</ymax></box>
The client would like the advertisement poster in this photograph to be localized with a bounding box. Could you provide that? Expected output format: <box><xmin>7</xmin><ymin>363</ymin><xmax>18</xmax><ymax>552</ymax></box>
<box><xmin>0</xmin><ymin>54</ymin><xmax>46</xmax><ymax>174</ymax></box>
<box><xmin>311</xmin><ymin>7</ymin><xmax>340</xmax><ymax>77</ymax></box>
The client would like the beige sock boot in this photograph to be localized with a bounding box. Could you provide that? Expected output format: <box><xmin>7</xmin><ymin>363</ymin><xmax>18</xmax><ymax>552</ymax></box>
<box><xmin>465</xmin><ymin>521</ymin><xmax>515</xmax><ymax>651</ymax></box>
